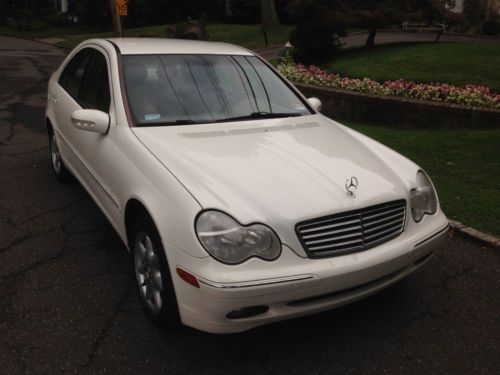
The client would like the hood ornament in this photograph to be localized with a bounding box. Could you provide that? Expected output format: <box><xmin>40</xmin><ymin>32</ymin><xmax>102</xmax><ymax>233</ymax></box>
<box><xmin>345</xmin><ymin>177</ymin><xmax>358</xmax><ymax>197</ymax></box>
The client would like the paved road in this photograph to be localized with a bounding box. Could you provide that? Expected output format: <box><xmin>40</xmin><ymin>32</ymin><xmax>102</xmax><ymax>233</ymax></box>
<box><xmin>0</xmin><ymin>36</ymin><xmax>499</xmax><ymax>374</ymax></box>
<box><xmin>340</xmin><ymin>30</ymin><xmax>500</xmax><ymax>49</ymax></box>
<box><xmin>257</xmin><ymin>31</ymin><xmax>500</xmax><ymax>60</ymax></box>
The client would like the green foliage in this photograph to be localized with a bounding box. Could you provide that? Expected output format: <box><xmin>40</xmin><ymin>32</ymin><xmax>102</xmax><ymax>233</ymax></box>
<box><xmin>407</xmin><ymin>0</ymin><xmax>445</xmax><ymax>23</ymax></box>
<box><xmin>287</xmin><ymin>0</ymin><xmax>347</xmax><ymax>59</ymax></box>
<box><xmin>76</xmin><ymin>0</ymin><xmax>109</xmax><ymax>30</ymax></box>
<box><xmin>462</xmin><ymin>0</ymin><xmax>485</xmax><ymax>30</ymax></box>
<box><xmin>482</xmin><ymin>18</ymin><xmax>500</xmax><ymax>36</ymax></box>
<box><xmin>1</xmin><ymin>0</ymin><xmax>226</xmax><ymax>32</ymax></box>
<box><xmin>125</xmin><ymin>0</ymin><xmax>223</xmax><ymax>28</ymax></box>
<box><xmin>1</xmin><ymin>0</ymin><xmax>54</xmax><ymax>29</ymax></box>
<box><xmin>444</xmin><ymin>0</ymin><xmax>487</xmax><ymax>33</ymax></box>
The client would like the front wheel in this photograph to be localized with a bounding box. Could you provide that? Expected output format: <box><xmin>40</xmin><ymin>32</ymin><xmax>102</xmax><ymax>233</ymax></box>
<box><xmin>132</xmin><ymin>214</ymin><xmax>180</xmax><ymax>329</ymax></box>
<box><xmin>49</xmin><ymin>131</ymin><xmax>72</xmax><ymax>182</ymax></box>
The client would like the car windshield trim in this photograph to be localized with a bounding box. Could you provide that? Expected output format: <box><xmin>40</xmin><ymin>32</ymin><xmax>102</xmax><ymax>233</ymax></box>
<box><xmin>122</xmin><ymin>54</ymin><xmax>312</xmax><ymax>127</ymax></box>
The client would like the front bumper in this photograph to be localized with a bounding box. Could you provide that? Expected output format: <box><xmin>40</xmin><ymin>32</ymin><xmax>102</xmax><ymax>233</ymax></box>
<box><xmin>166</xmin><ymin>214</ymin><xmax>449</xmax><ymax>334</ymax></box>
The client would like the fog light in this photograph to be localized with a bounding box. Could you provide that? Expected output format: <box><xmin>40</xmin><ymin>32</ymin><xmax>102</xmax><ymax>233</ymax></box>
<box><xmin>226</xmin><ymin>305</ymin><xmax>269</xmax><ymax>319</ymax></box>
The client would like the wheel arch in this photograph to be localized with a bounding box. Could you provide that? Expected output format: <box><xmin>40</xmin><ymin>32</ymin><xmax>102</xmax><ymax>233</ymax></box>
<box><xmin>124</xmin><ymin>197</ymin><xmax>161</xmax><ymax>251</ymax></box>
<box><xmin>46</xmin><ymin>117</ymin><xmax>53</xmax><ymax>134</ymax></box>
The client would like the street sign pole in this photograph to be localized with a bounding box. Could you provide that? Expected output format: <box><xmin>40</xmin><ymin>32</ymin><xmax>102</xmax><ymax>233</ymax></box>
<box><xmin>110</xmin><ymin>0</ymin><xmax>123</xmax><ymax>37</ymax></box>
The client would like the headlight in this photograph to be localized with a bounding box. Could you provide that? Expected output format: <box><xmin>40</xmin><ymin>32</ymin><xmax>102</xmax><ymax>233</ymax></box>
<box><xmin>410</xmin><ymin>170</ymin><xmax>438</xmax><ymax>222</ymax></box>
<box><xmin>195</xmin><ymin>210</ymin><xmax>281</xmax><ymax>265</ymax></box>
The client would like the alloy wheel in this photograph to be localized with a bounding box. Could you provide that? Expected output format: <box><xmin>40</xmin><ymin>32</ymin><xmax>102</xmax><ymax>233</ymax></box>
<box><xmin>134</xmin><ymin>231</ymin><xmax>164</xmax><ymax>314</ymax></box>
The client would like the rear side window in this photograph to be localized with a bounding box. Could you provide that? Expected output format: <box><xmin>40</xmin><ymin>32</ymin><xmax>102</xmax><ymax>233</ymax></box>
<box><xmin>80</xmin><ymin>52</ymin><xmax>111</xmax><ymax>112</ymax></box>
<box><xmin>58</xmin><ymin>48</ymin><xmax>94</xmax><ymax>100</ymax></box>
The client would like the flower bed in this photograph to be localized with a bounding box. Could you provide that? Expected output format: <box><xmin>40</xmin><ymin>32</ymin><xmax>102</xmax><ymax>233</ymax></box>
<box><xmin>277</xmin><ymin>62</ymin><xmax>500</xmax><ymax>110</ymax></box>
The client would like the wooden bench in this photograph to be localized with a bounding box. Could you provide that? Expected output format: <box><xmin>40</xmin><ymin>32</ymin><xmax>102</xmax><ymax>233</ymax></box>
<box><xmin>402</xmin><ymin>22</ymin><xmax>447</xmax><ymax>42</ymax></box>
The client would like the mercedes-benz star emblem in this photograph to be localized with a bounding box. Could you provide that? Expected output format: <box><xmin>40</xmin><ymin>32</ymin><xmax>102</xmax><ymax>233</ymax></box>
<box><xmin>345</xmin><ymin>176</ymin><xmax>358</xmax><ymax>197</ymax></box>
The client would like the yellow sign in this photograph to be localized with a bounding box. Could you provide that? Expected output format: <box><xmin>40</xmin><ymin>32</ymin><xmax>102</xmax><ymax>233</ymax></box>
<box><xmin>116</xmin><ymin>0</ymin><xmax>128</xmax><ymax>16</ymax></box>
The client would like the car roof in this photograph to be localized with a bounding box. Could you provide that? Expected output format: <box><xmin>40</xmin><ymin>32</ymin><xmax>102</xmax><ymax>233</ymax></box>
<box><xmin>104</xmin><ymin>38</ymin><xmax>254</xmax><ymax>56</ymax></box>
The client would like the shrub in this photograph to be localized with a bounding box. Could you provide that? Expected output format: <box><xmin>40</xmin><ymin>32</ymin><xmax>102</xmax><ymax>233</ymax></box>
<box><xmin>287</xmin><ymin>0</ymin><xmax>347</xmax><ymax>60</ymax></box>
<box><xmin>483</xmin><ymin>19</ymin><xmax>500</xmax><ymax>36</ymax></box>
<box><xmin>46</xmin><ymin>13</ymin><xmax>69</xmax><ymax>28</ymax></box>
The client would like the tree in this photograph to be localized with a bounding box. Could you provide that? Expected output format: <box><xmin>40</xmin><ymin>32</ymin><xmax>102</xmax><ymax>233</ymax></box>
<box><xmin>261</xmin><ymin>0</ymin><xmax>280</xmax><ymax>26</ymax></box>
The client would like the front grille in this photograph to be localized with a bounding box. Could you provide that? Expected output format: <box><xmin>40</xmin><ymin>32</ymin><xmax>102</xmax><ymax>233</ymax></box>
<box><xmin>296</xmin><ymin>200</ymin><xmax>406</xmax><ymax>258</ymax></box>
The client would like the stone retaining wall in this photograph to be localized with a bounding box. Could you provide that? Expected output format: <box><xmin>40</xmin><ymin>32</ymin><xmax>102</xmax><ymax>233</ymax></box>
<box><xmin>295</xmin><ymin>83</ymin><xmax>500</xmax><ymax>128</ymax></box>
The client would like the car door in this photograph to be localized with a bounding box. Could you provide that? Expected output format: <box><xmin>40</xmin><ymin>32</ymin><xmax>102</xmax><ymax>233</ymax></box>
<box><xmin>54</xmin><ymin>46</ymin><xmax>121</xmax><ymax>225</ymax></box>
<box><xmin>53</xmin><ymin>47</ymin><xmax>94</xmax><ymax>178</ymax></box>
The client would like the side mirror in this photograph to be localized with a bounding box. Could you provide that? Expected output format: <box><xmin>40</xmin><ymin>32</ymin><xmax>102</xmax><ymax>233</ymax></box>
<box><xmin>307</xmin><ymin>97</ymin><xmax>322</xmax><ymax>113</ymax></box>
<box><xmin>71</xmin><ymin>109</ymin><xmax>109</xmax><ymax>135</ymax></box>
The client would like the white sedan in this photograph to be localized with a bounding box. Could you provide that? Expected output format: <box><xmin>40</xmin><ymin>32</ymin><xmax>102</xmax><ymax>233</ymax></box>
<box><xmin>45</xmin><ymin>38</ymin><xmax>449</xmax><ymax>333</ymax></box>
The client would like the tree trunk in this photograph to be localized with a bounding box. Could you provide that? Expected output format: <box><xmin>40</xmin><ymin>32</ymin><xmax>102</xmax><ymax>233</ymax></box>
<box><xmin>365</xmin><ymin>28</ymin><xmax>377</xmax><ymax>48</ymax></box>
<box><xmin>484</xmin><ymin>0</ymin><xmax>493</xmax><ymax>21</ymax></box>
<box><xmin>261</xmin><ymin>0</ymin><xmax>280</xmax><ymax>27</ymax></box>
<box><xmin>109</xmin><ymin>0</ymin><xmax>123</xmax><ymax>37</ymax></box>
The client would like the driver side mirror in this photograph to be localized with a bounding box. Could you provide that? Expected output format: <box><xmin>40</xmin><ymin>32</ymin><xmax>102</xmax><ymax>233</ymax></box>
<box><xmin>307</xmin><ymin>97</ymin><xmax>322</xmax><ymax>113</ymax></box>
<box><xmin>71</xmin><ymin>109</ymin><xmax>110</xmax><ymax>135</ymax></box>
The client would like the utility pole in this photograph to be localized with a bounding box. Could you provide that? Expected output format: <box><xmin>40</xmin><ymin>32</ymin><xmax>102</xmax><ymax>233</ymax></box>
<box><xmin>109</xmin><ymin>0</ymin><xmax>123</xmax><ymax>37</ymax></box>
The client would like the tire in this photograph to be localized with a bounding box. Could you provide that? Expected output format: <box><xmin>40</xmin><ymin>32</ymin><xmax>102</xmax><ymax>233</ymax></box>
<box><xmin>48</xmin><ymin>129</ymin><xmax>72</xmax><ymax>182</ymax></box>
<box><xmin>131</xmin><ymin>214</ymin><xmax>181</xmax><ymax>329</ymax></box>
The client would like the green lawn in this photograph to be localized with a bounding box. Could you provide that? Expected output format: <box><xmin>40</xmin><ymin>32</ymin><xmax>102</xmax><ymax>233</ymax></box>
<box><xmin>322</xmin><ymin>42</ymin><xmax>500</xmax><ymax>92</ymax></box>
<box><xmin>347</xmin><ymin>122</ymin><xmax>500</xmax><ymax>237</ymax></box>
<box><xmin>17</xmin><ymin>23</ymin><xmax>293</xmax><ymax>50</ymax></box>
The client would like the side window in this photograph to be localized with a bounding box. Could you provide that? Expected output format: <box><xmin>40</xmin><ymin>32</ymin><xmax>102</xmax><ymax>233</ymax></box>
<box><xmin>80</xmin><ymin>51</ymin><xmax>111</xmax><ymax>112</ymax></box>
<box><xmin>59</xmin><ymin>48</ymin><xmax>94</xmax><ymax>100</ymax></box>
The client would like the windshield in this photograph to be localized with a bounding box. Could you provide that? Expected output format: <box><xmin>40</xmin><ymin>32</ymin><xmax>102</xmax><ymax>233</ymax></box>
<box><xmin>122</xmin><ymin>54</ymin><xmax>311</xmax><ymax>126</ymax></box>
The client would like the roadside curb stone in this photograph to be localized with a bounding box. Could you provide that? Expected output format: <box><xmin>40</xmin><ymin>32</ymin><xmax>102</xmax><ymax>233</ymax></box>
<box><xmin>449</xmin><ymin>220</ymin><xmax>500</xmax><ymax>250</ymax></box>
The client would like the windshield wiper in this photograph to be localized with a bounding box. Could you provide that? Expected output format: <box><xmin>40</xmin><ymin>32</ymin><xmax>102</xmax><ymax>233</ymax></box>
<box><xmin>137</xmin><ymin>119</ymin><xmax>199</xmax><ymax>126</ymax></box>
<box><xmin>216</xmin><ymin>112</ymin><xmax>303</xmax><ymax>123</ymax></box>
<box><xmin>168</xmin><ymin>119</ymin><xmax>199</xmax><ymax>125</ymax></box>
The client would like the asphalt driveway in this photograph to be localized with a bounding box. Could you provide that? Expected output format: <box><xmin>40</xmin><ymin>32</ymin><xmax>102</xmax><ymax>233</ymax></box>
<box><xmin>0</xmin><ymin>36</ymin><xmax>499</xmax><ymax>374</ymax></box>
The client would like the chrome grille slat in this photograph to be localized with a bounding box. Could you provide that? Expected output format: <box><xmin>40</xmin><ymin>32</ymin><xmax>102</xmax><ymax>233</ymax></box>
<box><xmin>365</xmin><ymin>229</ymin><xmax>402</xmax><ymax>246</ymax></box>
<box><xmin>363</xmin><ymin>216</ymin><xmax>405</xmax><ymax>232</ymax></box>
<box><xmin>299</xmin><ymin>218</ymin><xmax>361</xmax><ymax>234</ymax></box>
<box><xmin>363</xmin><ymin>208</ymin><xmax>405</xmax><ymax>223</ymax></box>
<box><xmin>309</xmin><ymin>244</ymin><xmax>365</xmax><ymax>257</ymax></box>
<box><xmin>306</xmin><ymin>232</ymin><xmax>364</xmax><ymax>246</ymax></box>
<box><xmin>364</xmin><ymin>224</ymin><xmax>402</xmax><ymax>240</ymax></box>
<box><xmin>296</xmin><ymin>200</ymin><xmax>406</xmax><ymax>258</ymax></box>
<box><xmin>301</xmin><ymin>225</ymin><xmax>363</xmax><ymax>240</ymax></box>
<box><xmin>308</xmin><ymin>238</ymin><xmax>364</xmax><ymax>251</ymax></box>
<box><xmin>362</xmin><ymin>204</ymin><xmax>404</xmax><ymax>216</ymax></box>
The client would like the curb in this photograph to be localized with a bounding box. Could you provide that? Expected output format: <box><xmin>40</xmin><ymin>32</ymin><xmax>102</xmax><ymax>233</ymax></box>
<box><xmin>449</xmin><ymin>220</ymin><xmax>500</xmax><ymax>249</ymax></box>
<box><xmin>35</xmin><ymin>38</ymin><xmax>70</xmax><ymax>50</ymax></box>
<box><xmin>345</xmin><ymin>30</ymin><xmax>500</xmax><ymax>42</ymax></box>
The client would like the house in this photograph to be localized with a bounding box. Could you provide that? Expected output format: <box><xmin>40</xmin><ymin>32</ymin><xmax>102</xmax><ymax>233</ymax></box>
<box><xmin>446</xmin><ymin>0</ymin><xmax>500</xmax><ymax>16</ymax></box>
<box><xmin>446</xmin><ymin>0</ymin><xmax>465</xmax><ymax>13</ymax></box>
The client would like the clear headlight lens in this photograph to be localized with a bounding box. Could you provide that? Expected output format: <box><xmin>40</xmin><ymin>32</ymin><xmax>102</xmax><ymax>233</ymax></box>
<box><xmin>410</xmin><ymin>170</ymin><xmax>438</xmax><ymax>222</ymax></box>
<box><xmin>195</xmin><ymin>211</ymin><xmax>281</xmax><ymax>265</ymax></box>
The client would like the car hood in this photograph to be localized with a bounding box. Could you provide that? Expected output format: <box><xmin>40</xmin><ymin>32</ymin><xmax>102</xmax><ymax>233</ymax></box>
<box><xmin>132</xmin><ymin>114</ymin><xmax>413</xmax><ymax>256</ymax></box>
